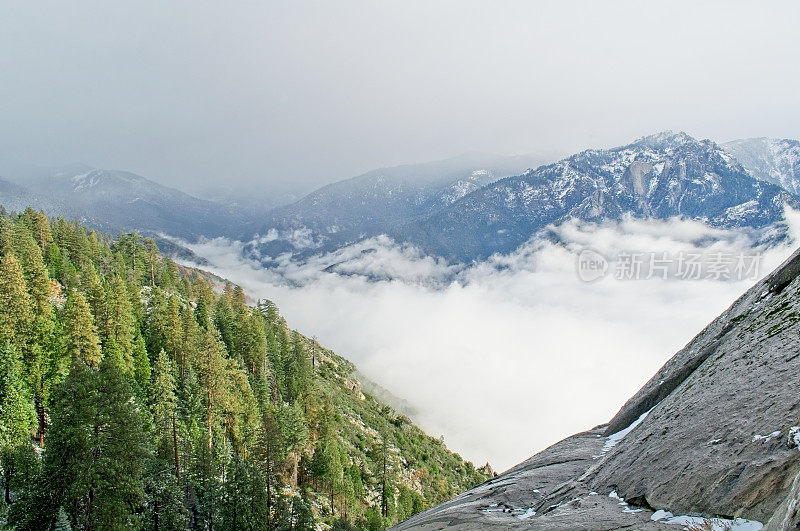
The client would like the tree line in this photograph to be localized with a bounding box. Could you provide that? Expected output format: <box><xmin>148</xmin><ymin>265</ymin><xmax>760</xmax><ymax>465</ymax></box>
<box><xmin>0</xmin><ymin>208</ymin><xmax>487</xmax><ymax>530</ymax></box>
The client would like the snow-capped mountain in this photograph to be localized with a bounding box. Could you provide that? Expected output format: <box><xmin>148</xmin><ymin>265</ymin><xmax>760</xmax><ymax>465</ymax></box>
<box><xmin>7</xmin><ymin>166</ymin><xmax>251</xmax><ymax>240</ymax></box>
<box><xmin>243</xmin><ymin>153</ymin><xmax>552</xmax><ymax>263</ymax></box>
<box><xmin>724</xmin><ymin>137</ymin><xmax>800</xmax><ymax>196</ymax></box>
<box><xmin>395</xmin><ymin>132</ymin><xmax>797</xmax><ymax>262</ymax></box>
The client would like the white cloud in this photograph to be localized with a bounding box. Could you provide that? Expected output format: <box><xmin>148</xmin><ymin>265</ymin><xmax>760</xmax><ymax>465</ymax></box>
<box><xmin>179</xmin><ymin>216</ymin><xmax>798</xmax><ymax>471</ymax></box>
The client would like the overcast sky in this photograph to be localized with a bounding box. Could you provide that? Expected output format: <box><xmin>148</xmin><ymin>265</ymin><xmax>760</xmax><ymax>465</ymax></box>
<box><xmin>1</xmin><ymin>1</ymin><xmax>799</xmax><ymax>195</ymax></box>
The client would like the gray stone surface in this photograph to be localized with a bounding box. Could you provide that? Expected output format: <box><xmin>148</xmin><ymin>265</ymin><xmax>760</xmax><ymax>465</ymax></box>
<box><xmin>394</xmin><ymin>427</ymin><xmax>672</xmax><ymax>530</ymax></box>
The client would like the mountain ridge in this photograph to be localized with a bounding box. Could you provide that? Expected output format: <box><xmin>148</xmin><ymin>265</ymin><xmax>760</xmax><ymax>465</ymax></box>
<box><xmin>242</xmin><ymin>152</ymin><xmax>554</xmax><ymax>264</ymax></box>
<box><xmin>393</xmin><ymin>132</ymin><xmax>797</xmax><ymax>262</ymax></box>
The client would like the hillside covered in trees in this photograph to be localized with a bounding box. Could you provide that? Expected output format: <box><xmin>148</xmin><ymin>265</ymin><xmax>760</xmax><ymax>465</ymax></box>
<box><xmin>0</xmin><ymin>207</ymin><xmax>488</xmax><ymax>530</ymax></box>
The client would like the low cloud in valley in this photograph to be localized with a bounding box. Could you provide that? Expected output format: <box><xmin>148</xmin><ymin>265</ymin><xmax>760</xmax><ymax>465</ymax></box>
<box><xmin>178</xmin><ymin>214</ymin><xmax>800</xmax><ymax>471</ymax></box>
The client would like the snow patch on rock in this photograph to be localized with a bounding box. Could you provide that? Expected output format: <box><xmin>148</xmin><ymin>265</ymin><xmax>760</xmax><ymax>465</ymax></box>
<box><xmin>651</xmin><ymin>509</ymin><xmax>763</xmax><ymax>530</ymax></box>
<box><xmin>595</xmin><ymin>409</ymin><xmax>652</xmax><ymax>457</ymax></box>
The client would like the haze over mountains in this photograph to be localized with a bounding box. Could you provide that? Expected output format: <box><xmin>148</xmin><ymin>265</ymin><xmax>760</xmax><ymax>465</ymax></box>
<box><xmin>4</xmin><ymin>131</ymin><xmax>800</xmax><ymax>511</ymax></box>
<box><xmin>241</xmin><ymin>131</ymin><xmax>800</xmax><ymax>272</ymax></box>
<box><xmin>0</xmin><ymin>164</ymin><xmax>251</xmax><ymax>240</ymax></box>
<box><xmin>4</xmin><ymin>131</ymin><xmax>800</xmax><ymax>277</ymax></box>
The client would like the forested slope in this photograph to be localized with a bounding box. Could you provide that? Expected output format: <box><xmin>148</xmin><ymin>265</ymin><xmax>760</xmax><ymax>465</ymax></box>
<box><xmin>0</xmin><ymin>208</ymin><xmax>488</xmax><ymax>530</ymax></box>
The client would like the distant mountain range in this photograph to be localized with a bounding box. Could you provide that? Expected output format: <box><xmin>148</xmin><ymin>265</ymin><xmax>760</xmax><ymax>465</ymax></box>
<box><xmin>0</xmin><ymin>164</ymin><xmax>252</xmax><ymax>240</ymax></box>
<box><xmin>4</xmin><ymin>133</ymin><xmax>800</xmax><ymax>268</ymax></box>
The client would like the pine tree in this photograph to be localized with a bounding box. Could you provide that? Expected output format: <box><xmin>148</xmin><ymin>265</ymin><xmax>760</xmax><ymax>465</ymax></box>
<box><xmin>285</xmin><ymin>331</ymin><xmax>313</xmax><ymax>403</ymax></box>
<box><xmin>312</xmin><ymin>432</ymin><xmax>344</xmax><ymax>517</ymax></box>
<box><xmin>152</xmin><ymin>350</ymin><xmax>177</xmax><ymax>466</ymax></box>
<box><xmin>46</xmin><ymin>241</ymin><xmax>65</xmax><ymax>281</ymax></box>
<box><xmin>255</xmin><ymin>407</ymin><xmax>286</xmax><ymax>529</ymax></box>
<box><xmin>0</xmin><ymin>343</ymin><xmax>36</xmax><ymax>503</ymax></box>
<box><xmin>159</xmin><ymin>256</ymin><xmax>178</xmax><ymax>290</ymax></box>
<box><xmin>195</xmin><ymin>327</ymin><xmax>233</xmax><ymax>451</ymax></box>
<box><xmin>0</xmin><ymin>251</ymin><xmax>33</xmax><ymax>345</ymax></box>
<box><xmin>131</xmin><ymin>332</ymin><xmax>151</xmax><ymax>391</ymax></box>
<box><xmin>219</xmin><ymin>456</ymin><xmax>269</xmax><ymax>530</ymax></box>
<box><xmin>63</xmin><ymin>291</ymin><xmax>102</xmax><ymax>367</ymax></box>
<box><xmin>64</xmin><ymin>222</ymin><xmax>91</xmax><ymax>270</ymax></box>
<box><xmin>39</xmin><ymin>358</ymin><xmax>148</xmax><ymax>529</ymax></box>
<box><xmin>33</xmin><ymin>210</ymin><xmax>53</xmax><ymax>254</ymax></box>
<box><xmin>142</xmin><ymin>238</ymin><xmax>158</xmax><ymax>287</ymax></box>
<box><xmin>213</xmin><ymin>296</ymin><xmax>237</xmax><ymax>356</ymax></box>
<box><xmin>25</xmin><ymin>314</ymin><xmax>66</xmax><ymax>447</ymax></box>
<box><xmin>142</xmin><ymin>458</ymin><xmax>185</xmax><ymax>531</ymax></box>
<box><xmin>82</xmin><ymin>267</ymin><xmax>107</xmax><ymax>336</ymax></box>
<box><xmin>241</xmin><ymin>312</ymin><xmax>267</xmax><ymax>376</ymax></box>
<box><xmin>163</xmin><ymin>296</ymin><xmax>183</xmax><ymax>362</ymax></box>
<box><xmin>11</xmin><ymin>223</ymin><xmax>53</xmax><ymax>318</ymax></box>
<box><xmin>277</xmin><ymin>401</ymin><xmax>309</xmax><ymax>488</ymax></box>
<box><xmin>106</xmin><ymin>276</ymin><xmax>136</xmax><ymax>371</ymax></box>
<box><xmin>178</xmin><ymin>304</ymin><xmax>200</xmax><ymax>382</ymax></box>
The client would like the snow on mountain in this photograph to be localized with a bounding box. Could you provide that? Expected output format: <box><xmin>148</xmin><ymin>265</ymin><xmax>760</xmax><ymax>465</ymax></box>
<box><xmin>243</xmin><ymin>153</ymin><xmax>552</xmax><ymax>264</ymax></box>
<box><xmin>394</xmin><ymin>132</ymin><xmax>797</xmax><ymax>262</ymax></box>
<box><xmin>723</xmin><ymin>137</ymin><xmax>800</xmax><ymax>196</ymax></box>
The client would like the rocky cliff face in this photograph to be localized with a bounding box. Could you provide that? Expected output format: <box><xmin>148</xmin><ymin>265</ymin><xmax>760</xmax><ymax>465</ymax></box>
<box><xmin>395</xmin><ymin>248</ymin><xmax>800</xmax><ymax>530</ymax></box>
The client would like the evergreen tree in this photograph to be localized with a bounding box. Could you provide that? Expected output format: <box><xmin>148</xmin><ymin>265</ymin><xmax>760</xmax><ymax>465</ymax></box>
<box><xmin>142</xmin><ymin>458</ymin><xmax>185</xmax><ymax>531</ymax></box>
<box><xmin>255</xmin><ymin>407</ymin><xmax>286</xmax><ymax>529</ymax></box>
<box><xmin>63</xmin><ymin>291</ymin><xmax>102</xmax><ymax>367</ymax></box>
<box><xmin>131</xmin><ymin>332</ymin><xmax>151</xmax><ymax>391</ymax></box>
<box><xmin>27</xmin><ymin>358</ymin><xmax>148</xmax><ymax>529</ymax></box>
<box><xmin>285</xmin><ymin>332</ymin><xmax>313</xmax><ymax>403</ymax></box>
<box><xmin>0</xmin><ymin>343</ymin><xmax>36</xmax><ymax>504</ymax></box>
<box><xmin>195</xmin><ymin>327</ymin><xmax>233</xmax><ymax>452</ymax></box>
<box><xmin>33</xmin><ymin>210</ymin><xmax>53</xmax><ymax>254</ymax></box>
<box><xmin>241</xmin><ymin>312</ymin><xmax>267</xmax><ymax>376</ymax></box>
<box><xmin>11</xmin><ymin>223</ymin><xmax>53</xmax><ymax>317</ymax></box>
<box><xmin>0</xmin><ymin>252</ymin><xmax>32</xmax><ymax>345</ymax></box>
<box><xmin>106</xmin><ymin>276</ymin><xmax>136</xmax><ymax>372</ymax></box>
<box><xmin>277</xmin><ymin>401</ymin><xmax>309</xmax><ymax>488</ymax></box>
<box><xmin>213</xmin><ymin>295</ymin><xmax>237</xmax><ymax>356</ymax></box>
<box><xmin>46</xmin><ymin>242</ymin><xmax>65</xmax><ymax>281</ymax></box>
<box><xmin>143</xmin><ymin>238</ymin><xmax>159</xmax><ymax>287</ymax></box>
<box><xmin>151</xmin><ymin>350</ymin><xmax>178</xmax><ymax>468</ymax></box>
<box><xmin>0</xmin><ymin>214</ymin><xmax>489</xmax><ymax>529</ymax></box>
<box><xmin>219</xmin><ymin>456</ymin><xmax>269</xmax><ymax>530</ymax></box>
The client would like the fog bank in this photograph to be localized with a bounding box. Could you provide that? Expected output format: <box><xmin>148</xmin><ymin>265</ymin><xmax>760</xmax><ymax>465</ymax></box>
<box><xmin>178</xmin><ymin>216</ymin><xmax>799</xmax><ymax>470</ymax></box>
